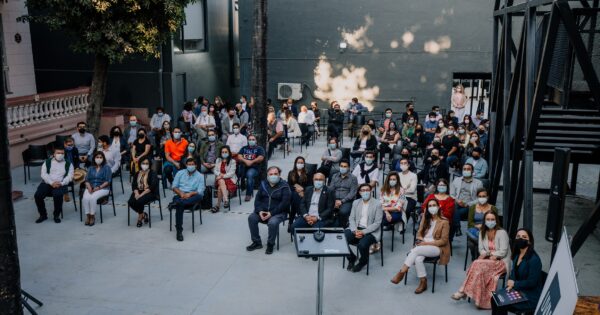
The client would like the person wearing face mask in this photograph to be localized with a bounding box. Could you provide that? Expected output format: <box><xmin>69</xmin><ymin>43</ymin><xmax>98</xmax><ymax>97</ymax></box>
<box><xmin>63</xmin><ymin>138</ymin><xmax>80</xmax><ymax>170</ymax></box>
<box><xmin>287</xmin><ymin>157</ymin><xmax>312</xmax><ymax>225</ymax></box>
<box><xmin>124</xmin><ymin>115</ymin><xmax>140</xmax><ymax>146</ymax></box>
<box><xmin>423</xmin><ymin>113</ymin><xmax>438</xmax><ymax>145</ymax></box>
<box><xmin>283</xmin><ymin>110</ymin><xmax>302</xmax><ymax>153</ymax></box>
<box><xmin>393</xmin><ymin>148</ymin><xmax>417</xmax><ymax>173</ymax></box>
<box><xmin>292</xmin><ymin>172</ymin><xmax>334</xmax><ymax>231</ymax></box>
<box><xmin>235</xmin><ymin>103</ymin><xmax>249</xmax><ymax>135</ymax></box>
<box><xmin>467</xmin><ymin>188</ymin><xmax>498</xmax><ymax>260</ymax></box>
<box><xmin>473</xmin><ymin>110</ymin><xmax>484</xmax><ymax>127</ymax></box>
<box><xmin>465</xmin><ymin>147</ymin><xmax>488</xmax><ymax>181</ymax></box>
<box><xmin>441</xmin><ymin>125</ymin><xmax>460</xmax><ymax>167</ymax></box>
<box><xmin>266</xmin><ymin>112</ymin><xmax>285</xmax><ymax>159</ymax></box>
<box><xmin>328</xmin><ymin>159</ymin><xmax>359</xmax><ymax>228</ymax></box>
<box><xmin>431</xmin><ymin>106</ymin><xmax>443</xmax><ymax>121</ymax></box>
<box><xmin>450</xmin><ymin>163</ymin><xmax>483</xmax><ymax>240</ymax></box>
<box><xmin>456</xmin><ymin>125</ymin><xmax>470</xmax><ymax>149</ymax></box>
<box><xmin>477</xmin><ymin>123</ymin><xmax>489</xmax><ymax>151</ymax></box>
<box><xmin>128</xmin><ymin>157</ymin><xmax>159</xmax><ymax>228</ymax></box>
<box><xmin>72</xmin><ymin>121</ymin><xmax>96</xmax><ymax>165</ymax></box>
<box><xmin>344</xmin><ymin>183</ymin><xmax>383</xmax><ymax>272</ymax></box>
<box><xmin>237</xmin><ymin>135</ymin><xmax>266</xmax><ymax>201</ymax></box>
<box><xmin>421</xmin><ymin>178</ymin><xmax>455</xmax><ymax>227</ymax></box>
<box><xmin>298</xmin><ymin>105</ymin><xmax>316</xmax><ymax>146</ymax></box>
<box><xmin>170</xmin><ymin>158</ymin><xmax>205</xmax><ymax>241</ymax></box>
<box><xmin>180</xmin><ymin>101</ymin><xmax>195</xmax><ymax>135</ymax></box>
<box><xmin>327</xmin><ymin>101</ymin><xmax>345</xmax><ymax>139</ymax></box>
<box><xmin>82</xmin><ymin>152</ymin><xmax>112</xmax><ymax>226</ymax></box>
<box><xmin>418</xmin><ymin>148</ymin><xmax>449</xmax><ymax>190</ymax></box>
<box><xmin>377</xmin><ymin>108</ymin><xmax>394</xmax><ymax>136</ymax></box>
<box><xmin>156</xmin><ymin>121</ymin><xmax>172</xmax><ymax>149</ymax></box>
<box><xmin>212</xmin><ymin>146</ymin><xmax>238</xmax><ymax>213</ymax></box>
<box><xmin>246</xmin><ymin>166</ymin><xmax>291</xmax><ymax>255</ymax></box>
<box><xmin>350</xmin><ymin>125</ymin><xmax>377</xmax><ymax>168</ymax></box>
<box><xmin>226</xmin><ymin>122</ymin><xmax>248</xmax><ymax>156</ymax></box>
<box><xmin>452</xmin><ymin>211</ymin><xmax>510</xmax><ymax>309</ymax></box>
<box><xmin>402</xmin><ymin>116</ymin><xmax>417</xmax><ymax>143</ymax></box>
<box><xmin>163</xmin><ymin>127</ymin><xmax>189</xmax><ymax>184</ymax></box>
<box><xmin>34</xmin><ymin>147</ymin><xmax>75</xmax><ymax>224</ymax></box>
<box><xmin>109</xmin><ymin>126</ymin><xmax>128</xmax><ymax>157</ymax></box>
<box><xmin>491</xmin><ymin>228</ymin><xmax>543</xmax><ymax>315</ymax></box>
<box><xmin>194</xmin><ymin>105</ymin><xmax>216</xmax><ymax>140</ymax></box>
<box><xmin>199</xmin><ymin>129</ymin><xmax>224</xmax><ymax>174</ymax></box>
<box><xmin>446</xmin><ymin>110</ymin><xmax>459</xmax><ymax>127</ymax></box>
<box><xmin>208</xmin><ymin>104</ymin><xmax>222</xmax><ymax>138</ymax></box>
<box><xmin>310</xmin><ymin>101</ymin><xmax>321</xmax><ymax>137</ymax></box>
<box><xmin>401</xmin><ymin>102</ymin><xmax>419</xmax><ymax>126</ymax></box>
<box><xmin>221</xmin><ymin>108</ymin><xmax>240</xmax><ymax>143</ymax></box>
<box><xmin>408</xmin><ymin>123</ymin><xmax>426</xmax><ymax>152</ymax></box>
<box><xmin>180</xmin><ymin>142</ymin><xmax>200</xmax><ymax>167</ymax></box>
<box><xmin>150</xmin><ymin>107</ymin><xmax>171</xmax><ymax>145</ymax></box>
<box><xmin>391</xmin><ymin>199</ymin><xmax>450</xmax><ymax>293</ymax></box>
<box><xmin>379</xmin><ymin>121</ymin><xmax>401</xmax><ymax>163</ymax></box>
<box><xmin>397</xmin><ymin>158</ymin><xmax>418</xmax><ymax>217</ymax></box>
<box><xmin>98</xmin><ymin>135</ymin><xmax>121</xmax><ymax>174</ymax></box>
<box><xmin>379</xmin><ymin>172</ymin><xmax>407</xmax><ymax>241</ymax></box>
<box><xmin>318</xmin><ymin>137</ymin><xmax>342</xmax><ymax>178</ymax></box>
<box><xmin>130</xmin><ymin>129</ymin><xmax>151</xmax><ymax>175</ymax></box>
<box><xmin>434</xmin><ymin>119</ymin><xmax>448</xmax><ymax>141</ymax></box>
<box><xmin>351</xmin><ymin>151</ymin><xmax>378</xmax><ymax>189</ymax></box>
<box><xmin>462</xmin><ymin>114</ymin><xmax>476</xmax><ymax>131</ymax></box>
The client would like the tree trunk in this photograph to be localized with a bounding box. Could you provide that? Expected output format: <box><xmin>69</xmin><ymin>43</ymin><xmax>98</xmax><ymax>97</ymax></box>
<box><xmin>0</xmin><ymin>54</ymin><xmax>23</xmax><ymax>314</ymax></box>
<box><xmin>252</xmin><ymin>0</ymin><xmax>268</xmax><ymax>179</ymax></box>
<box><xmin>87</xmin><ymin>54</ymin><xmax>110</xmax><ymax>137</ymax></box>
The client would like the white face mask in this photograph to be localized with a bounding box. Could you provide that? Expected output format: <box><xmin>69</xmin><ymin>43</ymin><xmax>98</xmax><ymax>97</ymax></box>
<box><xmin>477</xmin><ymin>197</ymin><xmax>488</xmax><ymax>205</ymax></box>
<box><xmin>54</xmin><ymin>153</ymin><xmax>64</xmax><ymax>162</ymax></box>
<box><xmin>400</xmin><ymin>164</ymin><xmax>409</xmax><ymax>172</ymax></box>
<box><xmin>428</xmin><ymin>206</ymin><xmax>439</xmax><ymax>215</ymax></box>
<box><xmin>95</xmin><ymin>158</ymin><xmax>103</xmax><ymax>165</ymax></box>
<box><xmin>141</xmin><ymin>164</ymin><xmax>150</xmax><ymax>171</ymax></box>
<box><xmin>296</xmin><ymin>163</ymin><xmax>304</xmax><ymax>170</ymax></box>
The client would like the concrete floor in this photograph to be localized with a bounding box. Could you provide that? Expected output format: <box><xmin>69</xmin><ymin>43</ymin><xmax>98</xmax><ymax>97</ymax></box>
<box><xmin>11</xmin><ymin>135</ymin><xmax>600</xmax><ymax>315</ymax></box>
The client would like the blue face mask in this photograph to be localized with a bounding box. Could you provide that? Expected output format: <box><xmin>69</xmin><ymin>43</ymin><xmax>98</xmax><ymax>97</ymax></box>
<box><xmin>188</xmin><ymin>147</ymin><xmax>195</xmax><ymax>153</ymax></box>
<box><xmin>130</xmin><ymin>121</ymin><xmax>137</xmax><ymax>126</ymax></box>
<box><xmin>186</xmin><ymin>165</ymin><xmax>196</xmax><ymax>173</ymax></box>
<box><xmin>248</xmin><ymin>140</ymin><xmax>256</xmax><ymax>146</ymax></box>
<box><xmin>313</xmin><ymin>180</ymin><xmax>324</xmax><ymax>190</ymax></box>
<box><xmin>158</xmin><ymin>112</ymin><xmax>164</xmax><ymax>117</ymax></box>
<box><xmin>485</xmin><ymin>221</ymin><xmax>496</xmax><ymax>229</ymax></box>
<box><xmin>222</xmin><ymin>153</ymin><xmax>229</xmax><ymax>159</ymax></box>
<box><xmin>339</xmin><ymin>167</ymin><xmax>348</xmax><ymax>175</ymax></box>
<box><xmin>437</xmin><ymin>185</ymin><xmax>447</xmax><ymax>193</ymax></box>
<box><xmin>462</xmin><ymin>170</ymin><xmax>472</xmax><ymax>178</ymax></box>
<box><xmin>364</xmin><ymin>158</ymin><xmax>374</xmax><ymax>165</ymax></box>
<box><xmin>328</xmin><ymin>143</ymin><xmax>336</xmax><ymax>150</ymax></box>
<box><xmin>360</xmin><ymin>191</ymin><xmax>371</xmax><ymax>201</ymax></box>
<box><xmin>173</xmin><ymin>132</ymin><xmax>181</xmax><ymax>140</ymax></box>
<box><xmin>268</xmin><ymin>175</ymin><xmax>280</xmax><ymax>185</ymax></box>
<box><xmin>208</xmin><ymin>136</ymin><xmax>216</xmax><ymax>142</ymax></box>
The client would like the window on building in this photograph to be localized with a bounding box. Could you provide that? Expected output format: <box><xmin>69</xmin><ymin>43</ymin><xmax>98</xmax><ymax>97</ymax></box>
<box><xmin>174</xmin><ymin>1</ymin><xmax>207</xmax><ymax>53</ymax></box>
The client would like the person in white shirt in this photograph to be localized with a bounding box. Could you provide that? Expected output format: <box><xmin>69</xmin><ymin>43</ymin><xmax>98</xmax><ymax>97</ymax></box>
<box><xmin>194</xmin><ymin>105</ymin><xmax>216</xmax><ymax>140</ymax></box>
<box><xmin>149</xmin><ymin>107</ymin><xmax>171</xmax><ymax>145</ymax></box>
<box><xmin>98</xmin><ymin>135</ymin><xmax>122</xmax><ymax>174</ymax></box>
<box><xmin>226</xmin><ymin>123</ymin><xmax>248</xmax><ymax>155</ymax></box>
<box><xmin>351</xmin><ymin>151</ymin><xmax>378</xmax><ymax>189</ymax></box>
<box><xmin>398</xmin><ymin>158</ymin><xmax>418</xmax><ymax>217</ymax></box>
<box><xmin>34</xmin><ymin>147</ymin><xmax>75</xmax><ymax>223</ymax></box>
<box><xmin>298</xmin><ymin>105</ymin><xmax>315</xmax><ymax>145</ymax></box>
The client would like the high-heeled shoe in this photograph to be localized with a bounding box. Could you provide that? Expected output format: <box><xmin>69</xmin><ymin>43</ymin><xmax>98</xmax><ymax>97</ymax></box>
<box><xmin>390</xmin><ymin>268</ymin><xmax>408</xmax><ymax>284</ymax></box>
<box><xmin>451</xmin><ymin>292</ymin><xmax>467</xmax><ymax>300</ymax></box>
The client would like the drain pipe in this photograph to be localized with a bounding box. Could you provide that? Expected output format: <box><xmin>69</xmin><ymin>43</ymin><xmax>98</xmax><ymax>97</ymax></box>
<box><xmin>158</xmin><ymin>45</ymin><xmax>164</xmax><ymax>108</ymax></box>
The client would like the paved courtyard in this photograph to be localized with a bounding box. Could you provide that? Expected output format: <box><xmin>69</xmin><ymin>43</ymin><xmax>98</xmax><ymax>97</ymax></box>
<box><xmin>11</xmin><ymin>135</ymin><xmax>600</xmax><ymax>315</ymax></box>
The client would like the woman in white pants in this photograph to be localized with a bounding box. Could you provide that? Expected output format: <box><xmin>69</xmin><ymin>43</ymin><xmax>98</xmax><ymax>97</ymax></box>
<box><xmin>82</xmin><ymin>151</ymin><xmax>112</xmax><ymax>226</ymax></box>
<box><xmin>390</xmin><ymin>198</ymin><xmax>450</xmax><ymax>294</ymax></box>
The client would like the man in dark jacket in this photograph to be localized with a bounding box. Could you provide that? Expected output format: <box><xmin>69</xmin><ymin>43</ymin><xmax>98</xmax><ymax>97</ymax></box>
<box><xmin>327</xmin><ymin>101</ymin><xmax>345</xmax><ymax>139</ymax></box>
<box><xmin>418</xmin><ymin>148</ymin><xmax>449</xmax><ymax>191</ymax></box>
<box><xmin>292</xmin><ymin>172</ymin><xmax>334</xmax><ymax>230</ymax></box>
<box><xmin>247</xmin><ymin>166</ymin><xmax>291</xmax><ymax>254</ymax></box>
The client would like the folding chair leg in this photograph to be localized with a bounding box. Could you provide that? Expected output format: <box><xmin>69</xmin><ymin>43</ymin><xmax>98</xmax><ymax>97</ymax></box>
<box><xmin>127</xmin><ymin>205</ymin><xmax>130</xmax><ymax>226</ymax></box>
<box><xmin>169</xmin><ymin>209</ymin><xmax>172</xmax><ymax>231</ymax></box>
<box><xmin>148</xmin><ymin>204</ymin><xmax>152</xmax><ymax>228</ymax></box>
<box><xmin>432</xmin><ymin>263</ymin><xmax>437</xmax><ymax>293</ymax></box>
<box><xmin>192</xmin><ymin>210</ymin><xmax>195</xmax><ymax>233</ymax></box>
<box><xmin>99</xmin><ymin>205</ymin><xmax>103</xmax><ymax>223</ymax></box>
<box><xmin>158</xmin><ymin>198</ymin><xmax>163</xmax><ymax>220</ymax></box>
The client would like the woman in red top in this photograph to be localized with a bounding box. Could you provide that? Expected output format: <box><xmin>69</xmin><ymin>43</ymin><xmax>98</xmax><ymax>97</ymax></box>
<box><xmin>422</xmin><ymin>178</ymin><xmax>455</xmax><ymax>224</ymax></box>
<box><xmin>212</xmin><ymin>146</ymin><xmax>238</xmax><ymax>213</ymax></box>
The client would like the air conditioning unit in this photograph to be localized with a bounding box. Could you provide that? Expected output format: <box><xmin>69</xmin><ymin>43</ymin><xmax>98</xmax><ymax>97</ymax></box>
<box><xmin>277</xmin><ymin>83</ymin><xmax>303</xmax><ymax>100</ymax></box>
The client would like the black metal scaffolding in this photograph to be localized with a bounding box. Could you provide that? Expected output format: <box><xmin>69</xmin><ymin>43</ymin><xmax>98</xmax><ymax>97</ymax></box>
<box><xmin>489</xmin><ymin>0</ymin><xmax>600</xmax><ymax>256</ymax></box>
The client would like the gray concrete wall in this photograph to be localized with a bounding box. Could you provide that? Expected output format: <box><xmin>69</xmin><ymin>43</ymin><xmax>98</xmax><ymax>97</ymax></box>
<box><xmin>239</xmin><ymin>0</ymin><xmax>494</xmax><ymax>112</ymax></box>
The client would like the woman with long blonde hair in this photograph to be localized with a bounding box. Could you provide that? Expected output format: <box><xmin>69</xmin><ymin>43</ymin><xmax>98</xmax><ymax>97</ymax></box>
<box><xmin>452</xmin><ymin>84</ymin><xmax>468</xmax><ymax>121</ymax></box>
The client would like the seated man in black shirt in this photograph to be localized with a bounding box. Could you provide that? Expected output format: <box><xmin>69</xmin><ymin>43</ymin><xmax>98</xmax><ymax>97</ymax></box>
<box><xmin>418</xmin><ymin>148</ymin><xmax>449</xmax><ymax>192</ymax></box>
<box><xmin>441</xmin><ymin>125</ymin><xmax>460</xmax><ymax>167</ymax></box>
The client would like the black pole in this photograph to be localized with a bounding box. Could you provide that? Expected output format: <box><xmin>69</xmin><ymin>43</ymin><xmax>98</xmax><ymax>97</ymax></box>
<box><xmin>0</xmin><ymin>44</ymin><xmax>24</xmax><ymax>313</ymax></box>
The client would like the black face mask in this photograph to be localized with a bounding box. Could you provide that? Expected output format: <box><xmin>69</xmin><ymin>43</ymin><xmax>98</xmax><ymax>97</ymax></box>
<box><xmin>478</xmin><ymin>129</ymin><xmax>485</xmax><ymax>135</ymax></box>
<box><xmin>138</xmin><ymin>133</ymin><xmax>145</xmax><ymax>139</ymax></box>
<box><xmin>362</xmin><ymin>131</ymin><xmax>369</xmax><ymax>135</ymax></box>
<box><xmin>472</xmin><ymin>155</ymin><xmax>480</xmax><ymax>160</ymax></box>
<box><xmin>78</xmin><ymin>128</ymin><xmax>86</xmax><ymax>133</ymax></box>
<box><xmin>514</xmin><ymin>238</ymin><xmax>529</xmax><ymax>250</ymax></box>
<box><xmin>430</xmin><ymin>155</ymin><xmax>439</xmax><ymax>161</ymax></box>
<box><xmin>401</xmin><ymin>154</ymin><xmax>409</xmax><ymax>159</ymax></box>
<box><xmin>433</xmin><ymin>142</ymin><xmax>441</xmax><ymax>148</ymax></box>
<box><xmin>113</xmin><ymin>132</ymin><xmax>121</xmax><ymax>137</ymax></box>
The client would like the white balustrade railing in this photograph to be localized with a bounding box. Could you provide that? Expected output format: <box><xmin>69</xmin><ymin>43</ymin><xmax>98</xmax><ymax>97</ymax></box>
<box><xmin>6</xmin><ymin>87</ymin><xmax>90</xmax><ymax>129</ymax></box>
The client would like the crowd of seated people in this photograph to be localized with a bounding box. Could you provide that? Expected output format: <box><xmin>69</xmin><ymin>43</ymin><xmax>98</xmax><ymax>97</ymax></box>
<box><xmin>29</xmin><ymin>95</ymin><xmax>547</xmax><ymax>313</ymax></box>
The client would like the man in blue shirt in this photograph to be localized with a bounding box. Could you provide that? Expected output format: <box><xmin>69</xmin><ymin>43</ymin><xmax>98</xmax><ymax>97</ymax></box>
<box><xmin>170</xmin><ymin>158</ymin><xmax>205</xmax><ymax>241</ymax></box>
<box><xmin>237</xmin><ymin>135</ymin><xmax>265</xmax><ymax>201</ymax></box>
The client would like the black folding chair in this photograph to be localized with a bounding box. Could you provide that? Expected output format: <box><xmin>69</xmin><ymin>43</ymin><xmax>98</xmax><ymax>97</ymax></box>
<box><xmin>128</xmin><ymin>191</ymin><xmax>163</xmax><ymax>228</ymax></box>
<box><xmin>169</xmin><ymin>200</ymin><xmax>203</xmax><ymax>233</ymax></box>
<box><xmin>403</xmin><ymin>255</ymin><xmax>448</xmax><ymax>293</ymax></box>
<box><xmin>22</xmin><ymin>145</ymin><xmax>48</xmax><ymax>184</ymax></box>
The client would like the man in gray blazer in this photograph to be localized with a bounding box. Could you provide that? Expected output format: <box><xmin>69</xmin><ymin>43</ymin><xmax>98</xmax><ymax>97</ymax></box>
<box><xmin>221</xmin><ymin>108</ymin><xmax>241</xmax><ymax>142</ymax></box>
<box><xmin>292</xmin><ymin>172</ymin><xmax>334</xmax><ymax>229</ymax></box>
<box><xmin>345</xmin><ymin>183</ymin><xmax>383</xmax><ymax>272</ymax></box>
